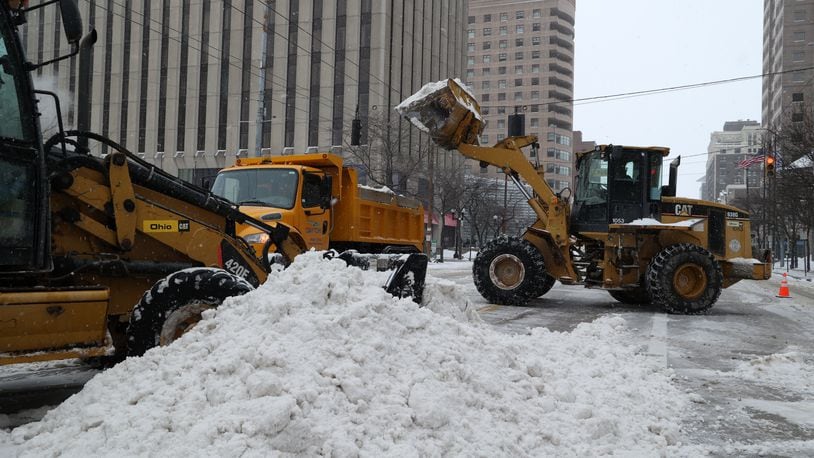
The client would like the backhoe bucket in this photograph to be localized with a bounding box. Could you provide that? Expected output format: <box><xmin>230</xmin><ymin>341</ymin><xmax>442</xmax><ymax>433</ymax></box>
<box><xmin>324</xmin><ymin>251</ymin><xmax>429</xmax><ymax>304</ymax></box>
<box><xmin>395</xmin><ymin>78</ymin><xmax>484</xmax><ymax>150</ymax></box>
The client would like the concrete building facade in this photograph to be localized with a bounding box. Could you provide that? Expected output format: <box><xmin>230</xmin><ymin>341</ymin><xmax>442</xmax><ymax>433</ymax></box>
<box><xmin>703</xmin><ymin>120</ymin><xmax>766</xmax><ymax>203</ymax></box>
<box><xmin>20</xmin><ymin>0</ymin><xmax>467</xmax><ymax>182</ymax></box>
<box><xmin>762</xmin><ymin>0</ymin><xmax>814</xmax><ymax>129</ymax></box>
<box><xmin>464</xmin><ymin>0</ymin><xmax>576</xmax><ymax>193</ymax></box>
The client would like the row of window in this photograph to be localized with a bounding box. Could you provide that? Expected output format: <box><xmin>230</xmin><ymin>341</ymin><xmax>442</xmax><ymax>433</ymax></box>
<box><xmin>466</xmin><ymin>64</ymin><xmax>543</xmax><ymax>77</ymax></box>
<box><xmin>468</xmin><ymin>23</ymin><xmax>544</xmax><ymax>38</ymax></box>
<box><xmin>467</xmin><ymin>36</ymin><xmax>543</xmax><ymax>52</ymax></box>
<box><xmin>467</xmin><ymin>49</ymin><xmax>545</xmax><ymax>65</ymax></box>
<box><xmin>480</xmin><ymin>132</ymin><xmax>572</xmax><ymax>146</ymax></box>
<box><xmin>479</xmin><ymin>78</ymin><xmax>543</xmax><ymax>89</ymax></box>
<box><xmin>468</xmin><ymin>9</ymin><xmax>544</xmax><ymax>24</ymax></box>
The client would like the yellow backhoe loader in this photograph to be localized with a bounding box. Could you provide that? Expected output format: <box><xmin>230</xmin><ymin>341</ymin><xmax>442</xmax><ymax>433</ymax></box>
<box><xmin>0</xmin><ymin>0</ymin><xmax>425</xmax><ymax>366</ymax></box>
<box><xmin>397</xmin><ymin>79</ymin><xmax>771</xmax><ymax>313</ymax></box>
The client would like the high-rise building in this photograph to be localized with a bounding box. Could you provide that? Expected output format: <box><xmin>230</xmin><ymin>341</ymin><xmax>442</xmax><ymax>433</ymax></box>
<box><xmin>464</xmin><ymin>0</ymin><xmax>575</xmax><ymax>193</ymax></box>
<box><xmin>762</xmin><ymin>0</ymin><xmax>814</xmax><ymax>129</ymax></box>
<box><xmin>20</xmin><ymin>1</ymin><xmax>467</xmax><ymax>181</ymax></box>
<box><xmin>703</xmin><ymin>120</ymin><xmax>766</xmax><ymax>203</ymax></box>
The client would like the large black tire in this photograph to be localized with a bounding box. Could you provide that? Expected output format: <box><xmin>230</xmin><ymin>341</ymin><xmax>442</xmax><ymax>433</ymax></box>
<box><xmin>608</xmin><ymin>287</ymin><xmax>651</xmax><ymax>304</ymax></box>
<box><xmin>531</xmin><ymin>274</ymin><xmax>557</xmax><ymax>298</ymax></box>
<box><xmin>126</xmin><ymin>268</ymin><xmax>254</xmax><ymax>356</ymax></box>
<box><xmin>473</xmin><ymin>235</ymin><xmax>547</xmax><ymax>306</ymax></box>
<box><xmin>646</xmin><ymin>244</ymin><xmax>722</xmax><ymax>314</ymax></box>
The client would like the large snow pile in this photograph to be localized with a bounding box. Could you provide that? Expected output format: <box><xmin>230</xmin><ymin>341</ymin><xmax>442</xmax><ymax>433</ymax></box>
<box><xmin>4</xmin><ymin>253</ymin><xmax>688</xmax><ymax>456</ymax></box>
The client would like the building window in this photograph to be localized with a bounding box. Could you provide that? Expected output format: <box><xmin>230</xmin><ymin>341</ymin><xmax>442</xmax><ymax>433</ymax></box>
<box><xmin>484</xmin><ymin>14</ymin><xmax>492</xmax><ymax>22</ymax></box>
<box><xmin>498</xmin><ymin>93</ymin><xmax>507</xmax><ymax>101</ymax></box>
<box><xmin>498</xmin><ymin>79</ymin><xmax>507</xmax><ymax>88</ymax></box>
<box><xmin>466</xmin><ymin>69</ymin><xmax>475</xmax><ymax>78</ymax></box>
<box><xmin>530</xmin><ymin>118</ymin><xmax>540</xmax><ymax>127</ymax></box>
<box><xmin>497</xmin><ymin>119</ymin><xmax>506</xmax><ymax>129</ymax></box>
<box><xmin>532</xmin><ymin>23</ymin><xmax>541</xmax><ymax>32</ymax></box>
<box><xmin>483</xmin><ymin>55</ymin><xmax>491</xmax><ymax>63</ymax></box>
<box><xmin>515</xmin><ymin>65</ymin><xmax>524</xmax><ymax>74</ymax></box>
<box><xmin>497</xmin><ymin>133</ymin><xmax>505</xmax><ymax>141</ymax></box>
<box><xmin>497</xmin><ymin>106</ymin><xmax>506</xmax><ymax>114</ymax></box>
<box><xmin>531</xmin><ymin>64</ymin><xmax>540</xmax><ymax>73</ymax></box>
<box><xmin>515</xmin><ymin>51</ymin><xmax>524</xmax><ymax>60</ymax></box>
<box><xmin>792</xmin><ymin>92</ymin><xmax>804</xmax><ymax>102</ymax></box>
<box><xmin>500</xmin><ymin>12</ymin><xmax>508</xmax><ymax>21</ymax></box>
<box><xmin>482</xmin><ymin>81</ymin><xmax>490</xmax><ymax>90</ymax></box>
<box><xmin>793</xmin><ymin>10</ymin><xmax>806</xmax><ymax>21</ymax></box>
<box><xmin>516</xmin><ymin>24</ymin><xmax>525</xmax><ymax>34</ymax></box>
<box><xmin>792</xmin><ymin>112</ymin><xmax>804</xmax><ymax>122</ymax></box>
<box><xmin>482</xmin><ymin>67</ymin><xmax>491</xmax><ymax>76</ymax></box>
<box><xmin>481</xmin><ymin>134</ymin><xmax>489</xmax><ymax>143</ymax></box>
<box><xmin>467</xmin><ymin>56</ymin><xmax>475</xmax><ymax>65</ymax></box>
<box><xmin>482</xmin><ymin>94</ymin><xmax>490</xmax><ymax>102</ymax></box>
<box><xmin>793</xmin><ymin>71</ymin><xmax>805</xmax><ymax>82</ymax></box>
<box><xmin>498</xmin><ymin>66</ymin><xmax>507</xmax><ymax>74</ymax></box>
<box><xmin>514</xmin><ymin>78</ymin><xmax>522</xmax><ymax>86</ymax></box>
<box><xmin>516</xmin><ymin>10</ymin><xmax>525</xmax><ymax>19</ymax></box>
<box><xmin>531</xmin><ymin>50</ymin><xmax>541</xmax><ymax>59</ymax></box>
<box><xmin>792</xmin><ymin>50</ymin><xmax>805</xmax><ymax>62</ymax></box>
<box><xmin>499</xmin><ymin>53</ymin><xmax>507</xmax><ymax>62</ymax></box>
<box><xmin>531</xmin><ymin>91</ymin><xmax>540</xmax><ymax>100</ymax></box>
<box><xmin>483</xmin><ymin>27</ymin><xmax>492</xmax><ymax>36</ymax></box>
<box><xmin>514</xmin><ymin>91</ymin><xmax>523</xmax><ymax>101</ymax></box>
<box><xmin>499</xmin><ymin>40</ymin><xmax>508</xmax><ymax>49</ymax></box>
<box><xmin>531</xmin><ymin>77</ymin><xmax>540</xmax><ymax>85</ymax></box>
<box><xmin>794</xmin><ymin>31</ymin><xmax>805</xmax><ymax>41</ymax></box>
<box><xmin>515</xmin><ymin>38</ymin><xmax>524</xmax><ymax>47</ymax></box>
<box><xmin>532</xmin><ymin>8</ymin><xmax>542</xmax><ymax>18</ymax></box>
<box><xmin>468</xmin><ymin>43</ymin><xmax>476</xmax><ymax>52</ymax></box>
<box><xmin>532</xmin><ymin>36</ymin><xmax>541</xmax><ymax>45</ymax></box>
<box><xmin>468</xmin><ymin>29</ymin><xmax>475</xmax><ymax>38</ymax></box>
<box><xmin>530</xmin><ymin>104</ymin><xmax>539</xmax><ymax>112</ymax></box>
<box><xmin>468</xmin><ymin>15</ymin><xmax>476</xmax><ymax>24</ymax></box>
<box><xmin>500</xmin><ymin>26</ymin><xmax>508</xmax><ymax>35</ymax></box>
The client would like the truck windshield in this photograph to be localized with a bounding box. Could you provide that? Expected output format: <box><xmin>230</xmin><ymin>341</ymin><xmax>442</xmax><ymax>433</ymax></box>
<box><xmin>0</xmin><ymin>22</ymin><xmax>27</xmax><ymax>141</ymax></box>
<box><xmin>211</xmin><ymin>168</ymin><xmax>299</xmax><ymax>209</ymax></box>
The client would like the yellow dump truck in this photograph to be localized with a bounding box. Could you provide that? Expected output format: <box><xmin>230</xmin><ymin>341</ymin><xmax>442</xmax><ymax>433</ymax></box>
<box><xmin>211</xmin><ymin>153</ymin><xmax>424</xmax><ymax>259</ymax></box>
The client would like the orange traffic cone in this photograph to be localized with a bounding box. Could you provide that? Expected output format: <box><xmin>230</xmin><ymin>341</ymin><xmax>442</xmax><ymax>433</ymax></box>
<box><xmin>777</xmin><ymin>272</ymin><xmax>791</xmax><ymax>298</ymax></box>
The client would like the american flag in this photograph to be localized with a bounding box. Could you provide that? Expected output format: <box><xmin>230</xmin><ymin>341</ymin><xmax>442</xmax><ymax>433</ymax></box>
<box><xmin>737</xmin><ymin>153</ymin><xmax>765</xmax><ymax>169</ymax></box>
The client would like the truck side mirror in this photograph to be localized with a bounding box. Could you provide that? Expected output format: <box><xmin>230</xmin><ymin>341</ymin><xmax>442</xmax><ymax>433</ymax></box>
<box><xmin>320</xmin><ymin>175</ymin><xmax>333</xmax><ymax>209</ymax></box>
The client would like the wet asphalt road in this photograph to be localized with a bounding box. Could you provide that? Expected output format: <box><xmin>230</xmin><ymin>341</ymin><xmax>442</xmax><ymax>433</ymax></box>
<box><xmin>2</xmin><ymin>262</ymin><xmax>813</xmax><ymax>455</ymax></box>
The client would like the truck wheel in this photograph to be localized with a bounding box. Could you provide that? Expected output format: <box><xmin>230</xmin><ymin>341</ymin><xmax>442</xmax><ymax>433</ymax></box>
<box><xmin>646</xmin><ymin>244</ymin><xmax>722</xmax><ymax>314</ymax></box>
<box><xmin>531</xmin><ymin>274</ymin><xmax>557</xmax><ymax>298</ymax></box>
<box><xmin>608</xmin><ymin>287</ymin><xmax>651</xmax><ymax>304</ymax></box>
<box><xmin>473</xmin><ymin>236</ymin><xmax>545</xmax><ymax>306</ymax></box>
<box><xmin>126</xmin><ymin>268</ymin><xmax>254</xmax><ymax>357</ymax></box>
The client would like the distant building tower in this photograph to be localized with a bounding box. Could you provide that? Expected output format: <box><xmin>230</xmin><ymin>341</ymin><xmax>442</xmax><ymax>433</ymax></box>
<box><xmin>762</xmin><ymin>0</ymin><xmax>814</xmax><ymax>129</ymax></box>
<box><xmin>703</xmin><ymin>121</ymin><xmax>766</xmax><ymax>203</ymax></box>
<box><xmin>464</xmin><ymin>0</ymin><xmax>576</xmax><ymax>193</ymax></box>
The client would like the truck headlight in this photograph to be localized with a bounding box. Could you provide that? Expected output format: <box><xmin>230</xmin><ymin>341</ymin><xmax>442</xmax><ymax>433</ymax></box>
<box><xmin>243</xmin><ymin>232</ymin><xmax>270</xmax><ymax>245</ymax></box>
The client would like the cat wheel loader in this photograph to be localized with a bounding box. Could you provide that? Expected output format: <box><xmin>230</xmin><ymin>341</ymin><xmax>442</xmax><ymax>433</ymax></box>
<box><xmin>0</xmin><ymin>0</ymin><xmax>426</xmax><ymax>366</ymax></box>
<box><xmin>397</xmin><ymin>79</ymin><xmax>772</xmax><ymax>313</ymax></box>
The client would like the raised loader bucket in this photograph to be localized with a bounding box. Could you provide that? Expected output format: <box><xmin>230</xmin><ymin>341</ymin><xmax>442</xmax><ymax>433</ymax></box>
<box><xmin>395</xmin><ymin>78</ymin><xmax>484</xmax><ymax>150</ymax></box>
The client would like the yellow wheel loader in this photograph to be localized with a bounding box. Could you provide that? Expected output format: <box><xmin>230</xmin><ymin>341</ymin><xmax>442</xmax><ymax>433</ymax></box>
<box><xmin>397</xmin><ymin>79</ymin><xmax>772</xmax><ymax>313</ymax></box>
<box><xmin>0</xmin><ymin>1</ymin><xmax>426</xmax><ymax>366</ymax></box>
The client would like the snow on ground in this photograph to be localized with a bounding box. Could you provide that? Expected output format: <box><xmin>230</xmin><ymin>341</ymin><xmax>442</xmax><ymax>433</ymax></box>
<box><xmin>2</xmin><ymin>252</ymin><xmax>689</xmax><ymax>456</ymax></box>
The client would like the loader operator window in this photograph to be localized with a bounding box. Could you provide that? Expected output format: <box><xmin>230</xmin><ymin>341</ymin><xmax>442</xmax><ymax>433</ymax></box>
<box><xmin>211</xmin><ymin>168</ymin><xmax>299</xmax><ymax>210</ymax></box>
<box><xmin>610</xmin><ymin>153</ymin><xmax>641</xmax><ymax>202</ymax></box>
<box><xmin>0</xmin><ymin>29</ymin><xmax>26</xmax><ymax>141</ymax></box>
<box><xmin>574</xmin><ymin>153</ymin><xmax>608</xmax><ymax>205</ymax></box>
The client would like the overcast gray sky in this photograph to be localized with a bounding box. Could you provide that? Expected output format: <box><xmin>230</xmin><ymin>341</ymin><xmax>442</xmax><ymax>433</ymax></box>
<box><xmin>574</xmin><ymin>1</ymin><xmax>763</xmax><ymax>199</ymax></box>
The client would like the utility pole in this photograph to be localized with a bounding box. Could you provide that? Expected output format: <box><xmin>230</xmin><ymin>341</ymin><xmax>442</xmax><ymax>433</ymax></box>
<box><xmin>254</xmin><ymin>2</ymin><xmax>272</xmax><ymax>156</ymax></box>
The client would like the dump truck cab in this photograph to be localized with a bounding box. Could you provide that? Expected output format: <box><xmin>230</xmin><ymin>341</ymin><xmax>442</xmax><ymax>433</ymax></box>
<box><xmin>212</xmin><ymin>157</ymin><xmax>334</xmax><ymax>253</ymax></box>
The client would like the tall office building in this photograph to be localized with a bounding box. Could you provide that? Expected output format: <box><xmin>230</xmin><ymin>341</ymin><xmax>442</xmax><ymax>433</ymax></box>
<box><xmin>20</xmin><ymin>1</ymin><xmax>467</xmax><ymax>180</ymax></box>
<box><xmin>702</xmin><ymin>120</ymin><xmax>766</xmax><ymax>203</ymax></box>
<box><xmin>464</xmin><ymin>0</ymin><xmax>576</xmax><ymax>193</ymax></box>
<box><xmin>762</xmin><ymin>0</ymin><xmax>814</xmax><ymax>129</ymax></box>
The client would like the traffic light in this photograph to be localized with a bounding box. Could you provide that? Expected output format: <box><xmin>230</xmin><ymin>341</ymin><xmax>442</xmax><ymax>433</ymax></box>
<box><xmin>765</xmin><ymin>155</ymin><xmax>775</xmax><ymax>177</ymax></box>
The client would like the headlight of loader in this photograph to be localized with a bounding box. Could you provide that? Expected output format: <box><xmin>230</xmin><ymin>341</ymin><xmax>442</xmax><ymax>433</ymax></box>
<box><xmin>243</xmin><ymin>232</ymin><xmax>270</xmax><ymax>245</ymax></box>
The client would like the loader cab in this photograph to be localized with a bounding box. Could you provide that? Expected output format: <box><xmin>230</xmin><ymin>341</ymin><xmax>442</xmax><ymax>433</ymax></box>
<box><xmin>571</xmin><ymin>145</ymin><xmax>665</xmax><ymax>233</ymax></box>
<box><xmin>0</xmin><ymin>6</ymin><xmax>50</xmax><ymax>273</ymax></box>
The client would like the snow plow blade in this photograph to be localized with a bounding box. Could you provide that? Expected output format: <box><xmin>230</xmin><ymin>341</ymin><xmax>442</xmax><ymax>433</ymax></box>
<box><xmin>395</xmin><ymin>78</ymin><xmax>484</xmax><ymax>150</ymax></box>
<box><xmin>324</xmin><ymin>251</ymin><xmax>429</xmax><ymax>304</ymax></box>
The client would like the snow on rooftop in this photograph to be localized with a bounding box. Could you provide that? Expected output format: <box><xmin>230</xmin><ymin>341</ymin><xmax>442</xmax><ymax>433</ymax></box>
<box><xmin>3</xmin><ymin>253</ymin><xmax>688</xmax><ymax>456</ymax></box>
